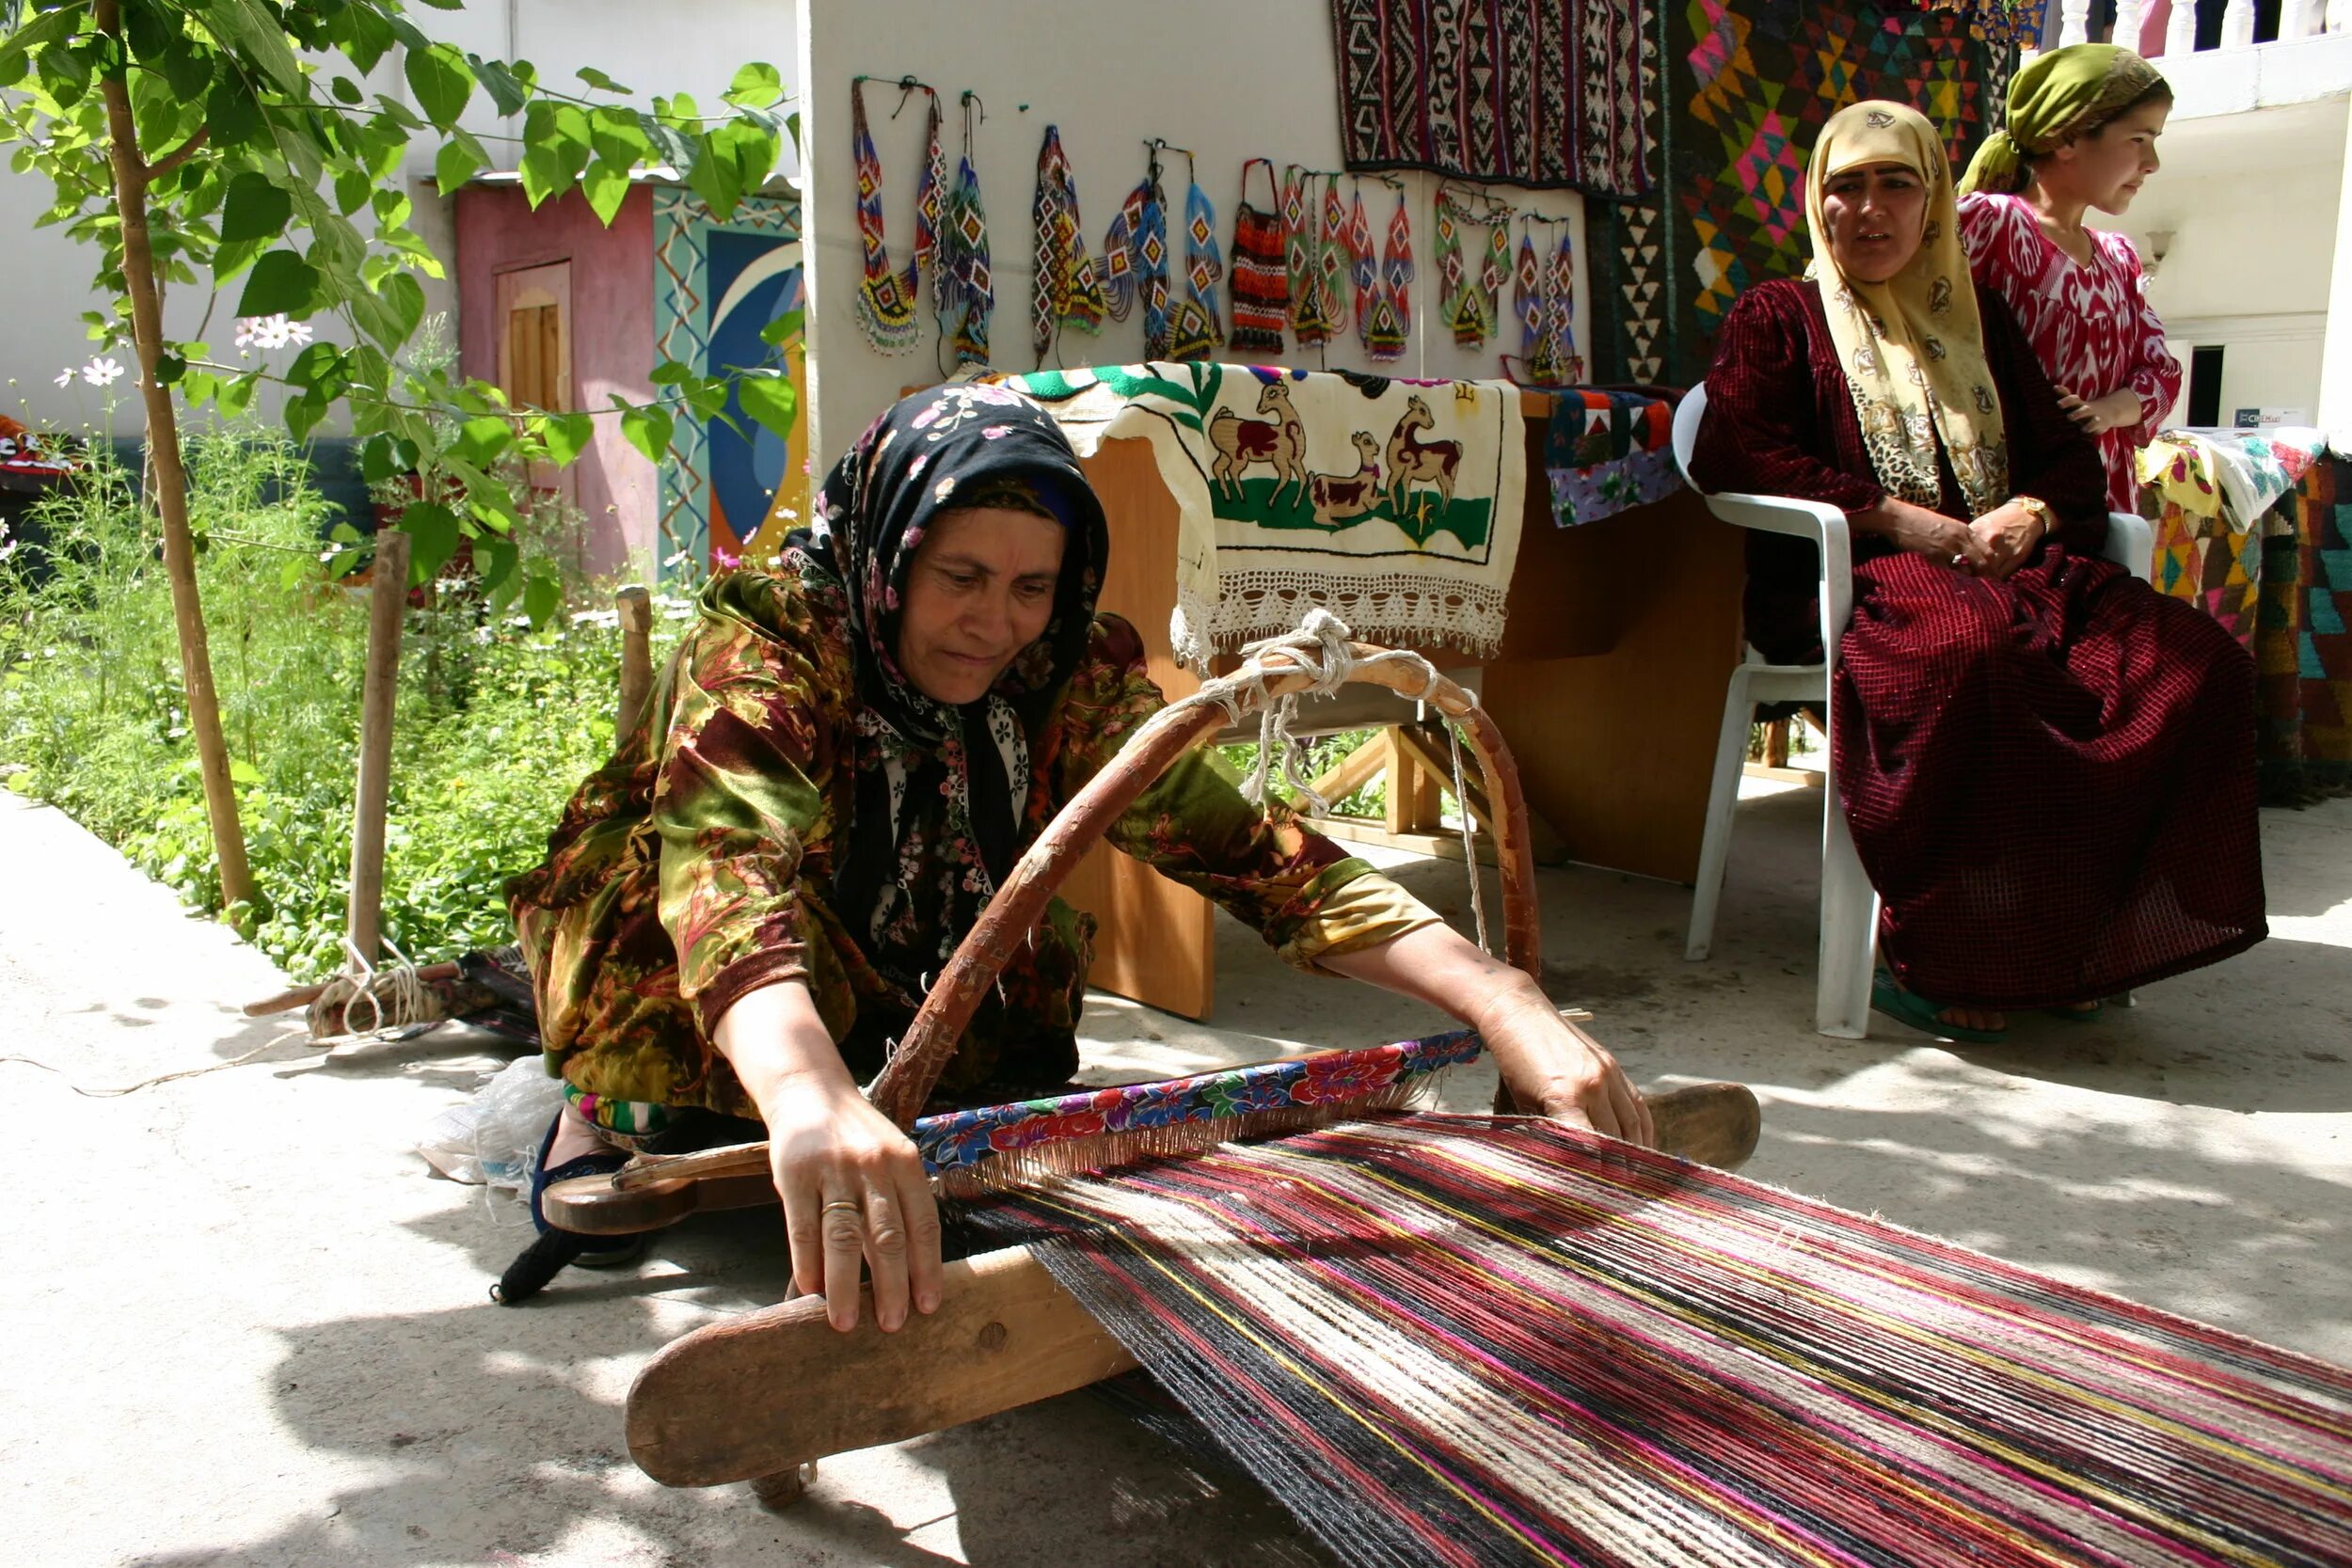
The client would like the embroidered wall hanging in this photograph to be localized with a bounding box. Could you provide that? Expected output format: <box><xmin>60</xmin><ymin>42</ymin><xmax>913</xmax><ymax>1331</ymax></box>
<box><xmin>1228</xmin><ymin>160</ymin><xmax>1290</xmax><ymax>358</ymax></box>
<box><xmin>1595</xmin><ymin>0</ymin><xmax>2012</xmax><ymax>386</ymax></box>
<box><xmin>997</xmin><ymin>361</ymin><xmax>1527</xmax><ymax>669</ymax></box>
<box><xmin>848</xmin><ymin>77</ymin><xmax>942</xmax><ymax>356</ymax></box>
<box><xmin>940</xmin><ymin>91</ymin><xmax>993</xmax><ymax>366</ymax></box>
<box><xmin>1030</xmin><ymin>126</ymin><xmax>1107</xmax><ymax>367</ymax></box>
<box><xmin>1329</xmin><ymin>0</ymin><xmax>1654</xmax><ymax>199</ymax></box>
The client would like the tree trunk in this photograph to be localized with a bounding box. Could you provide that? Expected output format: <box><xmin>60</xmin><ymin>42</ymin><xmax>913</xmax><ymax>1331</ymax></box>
<box><xmin>96</xmin><ymin>1</ymin><xmax>254</xmax><ymax>914</ymax></box>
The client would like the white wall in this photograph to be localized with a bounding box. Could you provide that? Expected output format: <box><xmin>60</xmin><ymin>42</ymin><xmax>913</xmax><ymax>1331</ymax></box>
<box><xmin>795</xmin><ymin>0</ymin><xmax>1588</xmax><ymax>470</ymax></box>
<box><xmin>0</xmin><ymin>0</ymin><xmax>803</xmax><ymax>433</ymax></box>
<box><xmin>2094</xmin><ymin>94</ymin><xmax>2344</xmax><ymax>423</ymax></box>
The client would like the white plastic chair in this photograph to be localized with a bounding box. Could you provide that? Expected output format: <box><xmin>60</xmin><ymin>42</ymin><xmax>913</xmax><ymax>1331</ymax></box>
<box><xmin>1671</xmin><ymin>381</ymin><xmax>2154</xmax><ymax>1037</ymax></box>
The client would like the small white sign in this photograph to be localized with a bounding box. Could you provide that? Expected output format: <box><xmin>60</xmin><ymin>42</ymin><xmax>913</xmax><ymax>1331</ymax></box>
<box><xmin>2233</xmin><ymin>406</ymin><xmax>2312</xmax><ymax>428</ymax></box>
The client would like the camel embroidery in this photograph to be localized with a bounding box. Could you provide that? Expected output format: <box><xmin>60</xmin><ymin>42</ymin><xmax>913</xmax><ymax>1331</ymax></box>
<box><xmin>1308</xmin><ymin>432</ymin><xmax>1383</xmax><ymax>528</ymax></box>
<box><xmin>1386</xmin><ymin>393</ymin><xmax>1461</xmax><ymax>515</ymax></box>
<box><xmin>1208</xmin><ymin>378</ymin><xmax>1307</xmax><ymax>508</ymax></box>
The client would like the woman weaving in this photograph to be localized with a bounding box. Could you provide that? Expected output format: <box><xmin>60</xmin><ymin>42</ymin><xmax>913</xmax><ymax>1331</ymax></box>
<box><xmin>1690</xmin><ymin>101</ymin><xmax>2265</xmax><ymax>1041</ymax></box>
<box><xmin>504</xmin><ymin>383</ymin><xmax>1652</xmax><ymax>1324</ymax></box>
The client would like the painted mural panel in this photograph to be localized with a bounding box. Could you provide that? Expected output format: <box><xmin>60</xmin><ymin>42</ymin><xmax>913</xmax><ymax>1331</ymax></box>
<box><xmin>653</xmin><ymin>189</ymin><xmax>808</xmax><ymax>575</ymax></box>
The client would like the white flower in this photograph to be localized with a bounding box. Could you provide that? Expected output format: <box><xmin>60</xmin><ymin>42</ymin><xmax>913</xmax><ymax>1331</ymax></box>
<box><xmin>54</xmin><ymin>368</ymin><xmax>72</xmax><ymax>387</ymax></box>
<box><xmin>285</xmin><ymin>320</ymin><xmax>315</xmax><ymax>346</ymax></box>
<box><xmin>234</xmin><ymin>314</ymin><xmax>308</xmax><ymax>351</ymax></box>
<box><xmin>81</xmin><ymin>357</ymin><xmax>125</xmax><ymax>387</ymax></box>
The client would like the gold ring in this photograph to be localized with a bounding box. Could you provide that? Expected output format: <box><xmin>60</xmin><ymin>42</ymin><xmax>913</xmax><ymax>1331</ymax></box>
<box><xmin>820</xmin><ymin>1198</ymin><xmax>863</xmax><ymax>1217</ymax></box>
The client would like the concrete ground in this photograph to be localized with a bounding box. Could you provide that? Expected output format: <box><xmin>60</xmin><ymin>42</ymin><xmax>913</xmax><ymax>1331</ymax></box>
<box><xmin>3</xmin><ymin>778</ymin><xmax>2347</xmax><ymax>1568</ymax></box>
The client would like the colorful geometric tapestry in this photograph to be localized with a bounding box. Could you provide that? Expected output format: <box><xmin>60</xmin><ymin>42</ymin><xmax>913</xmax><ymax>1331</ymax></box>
<box><xmin>1597</xmin><ymin>0</ymin><xmax>2011</xmax><ymax>386</ymax></box>
<box><xmin>652</xmin><ymin>189</ymin><xmax>807</xmax><ymax>576</ymax></box>
<box><xmin>2137</xmin><ymin>432</ymin><xmax>2352</xmax><ymax>805</ymax></box>
<box><xmin>1000</xmin><ymin>362</ymin><xmax>1526</xmax><ymax>668</ymax></box>
<box><xmin>962</xmin><ymin>1113</ymin><xmax>2352</xmax><ymax>1568</ymax></box>
<box><xmin>1330</xmin><ymin>0</ymin><xmax>1655</xmax><ymax>199</ymax></box>
<box><xmin>1543</xmin><ymin>388</ymin><xmax>1682</xmax><ymax>527</ymax></box>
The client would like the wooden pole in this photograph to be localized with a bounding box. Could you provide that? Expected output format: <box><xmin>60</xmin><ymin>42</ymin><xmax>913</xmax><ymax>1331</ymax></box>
<box><xmin>95</xmin><ymin>1</ymin><xmax>251</xmax><ymax>915</ymax></box>
<box><xmin>615</xmin><ymin>584</ymin><xmax>653</xmax><ymax>737</ymax></box>
<box><xmin>347</xmin><ymin>529</ymin><xmax>410</xmax><ymax>966</ymax></box>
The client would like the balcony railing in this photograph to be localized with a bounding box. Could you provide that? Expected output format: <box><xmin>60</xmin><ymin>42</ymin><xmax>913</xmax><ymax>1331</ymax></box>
<box><xmin>2053</xmin><ymin>0</ymin><xmax>2347</xmax><ymax>55</ymax></box>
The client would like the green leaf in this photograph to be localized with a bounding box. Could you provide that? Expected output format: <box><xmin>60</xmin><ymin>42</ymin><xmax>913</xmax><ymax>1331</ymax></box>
<box><xmin>434</xmin><ymin>132</ymin><xmax>486</xmax><ymax>198</ymax></box>
<box><xmin>228</xmin><ymin>758</ymin><xmax>263</xmax><ymax>786</ymax></box>
<box><xmin>453</xmin><ymin>415</ymin><xmax>514</xmax><ymax>466</ymax></box>
<box><xmin>472</xmin><ymin>56</ymin><xmax>529</xmax><ymax>118</ymax></box>
<box><xmin>334</xmin><ymin>4</ymin><xmax>396</xmax><ymax>75</ymax></box>
<box><xmin>580</xmin><ymin>157</ymin><xmax>630</xmax><ymax>226</ymax></box>
<box><xmin>759</xmin><ymin>307</ymin><xmax>805</xmax><ymax>348</ymax></box>
<box><xmin>235</xmin><ymin>250</ymin><xmax>320</xmax><ymax>317</ymax></box>
<box><xmin>358</xmin><ymin>435</ymin><xmax>401</xmax><ymax>483</ymax></box>
<box><xmin>538</xmin><ymin>411</ymin><xmax>593</xmax><ymax>466</ymax></box>
<box><xmin>330</xmin><ymin>73</ymin><xmax>363</xmax><ymax>105</ymax></box>
<box><xmin>723</xmin><ymin>62</ymin><xmax>783</xmax><ymax>110</ymax></box>
<box><xmin>376</xmin><ymin>272</ymin><xmax>424</xmax><ymax>347</ymax></box>
<box><xmin>589</xmin><ymin>106</ymin><xmax>655</xmax><ymax>169</ymax></box>
<box><xmin>204</xmin><ymin>74</ymin><xmax>263</xmax><ymax>150</ymax></box>
<box><xmin>219</xmin><ymin>173</ymin><xmax>293</xmax><ymax>243</ymax></box>
<box><xmin>399</xmin><ymin>504</ymin><xmax>462</xmax><ymax>585</ymax></box>
<box><xmin>518</xmin><ymin>142</ymin><xmax>562</xmax><ymax>209</ymax></box>
<box><xmin>577</xmin><ymin>66</ymin><xmax>632</xmax><ymax>94</ymax></box>
<box><xmin>216</xmin><ymin>372</ymin><xmax>258</xmax><ymax>418</ymax></box>
<box><xmin>522</xmin><ymin>569</ymin><xmax>562</xmax><ymax>628</ymax></box>
<box><xmin>154</xmin><ymin>352</ymin><xmax>187</xmax><ymax>386</ymax></box>
<box><xmin>477</xmin><ymin>535</ymin><xmax>519</xmax><ymax>597</ymax></box>
<box><xmin>197</xmin><ymin>0</ymin><xmax>306</xmax><ymax>94</ymax></box>
<box><xmin>739</xmin><ymin>372</ymin><xmax>798</xmax><ymax>443</ymax></box>
<box><xmin>617</xmin><ymin>401</ymin><xmax>674</xmax><ymax>467</ymax></box>
<box><xmin>0</xmin><ymin>8</ymin><xmax>79</xmax><ymax>90</ymax></box>
<box><xmin>405</xmin><ymin>41</ymin><xmax>472</xmax><ymax>129</ymax></box>
<box><xmin>648</xmin><ymin>360</ymin><xmax>694</xmax><ymax>388</ymax></box>
<box><xmin>333</xmin><ymin>166</ymin><xmax>372</xmax><ymax>215</ymax></box>
<box><xmin>285</xmin><ymin>388</ymin><xmax>327</xmax><ymax>443</ymax></box>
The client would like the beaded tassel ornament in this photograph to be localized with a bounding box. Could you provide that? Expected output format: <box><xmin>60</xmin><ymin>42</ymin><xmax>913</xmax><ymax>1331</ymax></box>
<box><xmin>1345</xmin><ymin>185</ymin><xmax>1377</xmax><ymax>345</ymax></box>
<box><xmin>1030</xmin><ymin>126</ymin><xmax>1105</xmax><ymax>366</ymax></box>
<box><xmin>1284</xmin><ymin>166</ymin><xmax>1340</xmax><ymax>348</ymax></box>
<box><xmin>941</xmin><ymin>92</ymin><xmax>992</xmax><ymax>366</ymax></box>
<box><xmin>1514</xmin><ymin>220</ymin><xmax>1545</xmax><ymax>372</ymax></box>
<box><xmin>1318</xmin><ymin>177</ymin><xmax>1353</xmax><ymax>340</ymax></box>
<box><xmin>1103</xmin><ymin>147</ymin><xmax>1173</xmax><ymax>358</ymax></box>
<box><xmin>849</xmin><ymin>78</ymin><xmax>942</xmax><ymax>356</ymax></box>
<box><xmin>1436</xmin><ymin>191</ymin><xmax>1510</xmax><ymax>350</ymax></box>
<box><xmin>1543</xmin><ymin>222</ymin><xmax>1578</xmax><ymax>382</ymax></box>
<box><xmin>1167</xmin><ymin>157</ymin><xmax>1224</xmax><ymax>362</ymax></box>
<box><xmin>1228</xmin><ymin>159</ymin><xmax>1289</xmax><ymax>358</ymax></box>
<box><xmin>1360</xmin><ymin>189</ymin><xmax>1411</xmax><ymax>362</ymax></box>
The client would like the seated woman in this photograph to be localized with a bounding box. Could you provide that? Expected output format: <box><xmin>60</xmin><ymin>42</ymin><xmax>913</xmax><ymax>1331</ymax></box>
<box><xmin>1958</xmin><ymin>44</ymin><xmax>2178</xmax><ymax>513</ymax></box>
<box><xmin>1690</xmin><ymin>101</ymin><xmax>2265</xmax><ymax>1041</ymax></box>
<box><xmin>504</xmin><ymin>382</ymin><xmax>1652</xmax><ymax>1324</ymax></box>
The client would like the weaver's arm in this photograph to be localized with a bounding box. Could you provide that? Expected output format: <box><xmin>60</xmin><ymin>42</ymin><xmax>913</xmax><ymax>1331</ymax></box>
<box><xmin>1319</xmin><ymin>924</ymin><xmax>1654</xmax><ymax>1147</ymax></box>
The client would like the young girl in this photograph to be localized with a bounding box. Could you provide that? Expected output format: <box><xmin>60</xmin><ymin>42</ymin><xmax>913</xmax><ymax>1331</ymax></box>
<box><xmin>1959</xmin><ymin>44</ymin><xmax>2179</xmax><ymax>513</ymax></box>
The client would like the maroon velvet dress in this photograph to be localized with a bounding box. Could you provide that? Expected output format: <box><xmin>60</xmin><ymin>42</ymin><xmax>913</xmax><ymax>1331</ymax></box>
<box><xmin>1692</xmin><ymin>278</ymin><xmax>2265</xmax><ymax>1009</ymax></box>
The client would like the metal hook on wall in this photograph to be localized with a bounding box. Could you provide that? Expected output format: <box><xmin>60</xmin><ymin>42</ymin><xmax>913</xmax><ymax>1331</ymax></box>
<box><xmin>961</xmin><ymin>89</ymin><xmax>986</xmax><ymax>127</ymax></box>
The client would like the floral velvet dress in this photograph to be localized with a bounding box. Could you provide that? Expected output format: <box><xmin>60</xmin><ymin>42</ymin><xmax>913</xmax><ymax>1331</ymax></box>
<box><xmin>506</xmin><ymin>567</ymin><xmax>1434</xmax><ymax>1120</ymax></box>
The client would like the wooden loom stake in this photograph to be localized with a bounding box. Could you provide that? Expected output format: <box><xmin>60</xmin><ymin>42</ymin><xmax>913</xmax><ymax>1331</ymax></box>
<box><xmin>346</xmin><ymin>529</ymin><xmax>409</xmax><ymax>965</ymax></box>
<box><xmin>615</xmin><ymin>584</ymin><xmax>653</xmax><ymax>737</ymax></box>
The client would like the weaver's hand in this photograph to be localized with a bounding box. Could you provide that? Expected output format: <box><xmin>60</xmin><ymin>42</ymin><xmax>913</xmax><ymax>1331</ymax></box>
<box><xmin>713</xmin><ymin>980</ymin><xmax>944</xmax><ymax>1334</ymax></box>
<box><xmin>1474</xmin><ymin>983</ymin><xmax>1655</xmax><ymax>1148</ymax></box>
<box><xmin>765</xmin><ymin>1074</ymin><xmax>944</xmax><ymax>1334</ymax></box>
<box><xmin>1862</xmin><ymin>497</ymin><xmax>1991</xmax><ymax>574</ymax></box>
<box><xmin>1965</xmin><ymin>499</ymin><xmax>2047</xmax><ymax>582</ymax></box>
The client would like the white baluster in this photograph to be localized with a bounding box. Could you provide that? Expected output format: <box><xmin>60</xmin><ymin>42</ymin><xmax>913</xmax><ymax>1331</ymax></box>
<box><xmin>2058</xmin><ymin>0</ymin><xmax>2093</xmax><ymax>46</ymax></box>
<box><xmin>2113</xmin><ymin>0</ymin><xmax>2148</xmax><ymax>49</ymax></box>
<box><xmin>2328</xmin><ymin>0</ymin><xmax>2350</xmax><ymax>33</ymax></box>
<box><xmin>2167</xmin><ymin>0</ymin><xmax>2200</xmax><ymax>55</ymax></box>
<box><xmin>2279</xmin><ymin>0</ymin><xmax>2313</xmax><ymax>36</ymax></box>
<box><xmin>2221</xmin><ymin>0</ymin><xmax>2256</xmax><ymax>44</ymax></box>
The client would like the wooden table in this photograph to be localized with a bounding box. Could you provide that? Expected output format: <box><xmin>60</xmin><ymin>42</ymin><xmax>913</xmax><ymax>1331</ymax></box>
<box><xmin>1063</xmin><ymin>399</ymin><xmax>1745</xmax><ymax>1021</ymax></box>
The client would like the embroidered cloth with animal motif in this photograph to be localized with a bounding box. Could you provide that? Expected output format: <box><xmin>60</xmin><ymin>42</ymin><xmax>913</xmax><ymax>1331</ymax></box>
<box><xmin>1542</xmin><ymin>388</ymin><xmax>1683</xmax><ymax>527</ymax></box>
<box><xmin>959</xmin><ymin>1110</ymin><xmax>2352</xmax><ymax>1568</ymax></box>
<box><xmin>995</xmin><ymin>362</ymin><xmax>1527</xmax><ymax>669</ymax></box>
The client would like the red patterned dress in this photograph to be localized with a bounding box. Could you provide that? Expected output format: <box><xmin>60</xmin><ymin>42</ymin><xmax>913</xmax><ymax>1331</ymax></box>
<box><xmin>1959</xmin><ymin>192</ymin><xmax>2182</xmax><ymax>513</ymax></box>
<box><xmin>1693</xmin><ymin>278</ymin><xmax>2264</xmax><ymax>1010</ymax></box>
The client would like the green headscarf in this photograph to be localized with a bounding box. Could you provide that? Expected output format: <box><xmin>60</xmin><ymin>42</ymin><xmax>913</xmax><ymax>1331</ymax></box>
<box><xmin>1959</xmin><ymin>44</ymin><xmax>2169</xmax><ymax>197</ymax></box>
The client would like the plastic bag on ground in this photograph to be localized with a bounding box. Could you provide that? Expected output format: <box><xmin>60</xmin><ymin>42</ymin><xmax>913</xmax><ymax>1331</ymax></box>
<box><xmin>417</xmin><ymin>1055</ymin><xmax>565</xmax><ymax>1189</ymax></box>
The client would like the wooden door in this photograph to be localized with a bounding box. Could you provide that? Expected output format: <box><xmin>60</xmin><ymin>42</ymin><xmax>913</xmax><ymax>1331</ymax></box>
<box><xmin>494</xmin><ymin>261</ymin><xmax>576</xmax><ymax>504</ymax></box>
<box><xmin>1062</xmin><ymin>437</ymin><xmax>1217</xmax><ymax>1021</ymax></box>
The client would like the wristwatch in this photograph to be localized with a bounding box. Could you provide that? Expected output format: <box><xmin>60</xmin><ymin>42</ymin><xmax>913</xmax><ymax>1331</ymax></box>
<box><xmin>2016</xmin><ymin>495</ymin><xmax>2056</xmax><ymax>540</ymax></box>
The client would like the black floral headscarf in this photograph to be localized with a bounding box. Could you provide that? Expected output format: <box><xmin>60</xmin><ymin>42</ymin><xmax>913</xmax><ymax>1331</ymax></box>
<box><xmin>785</xmin><ymin>383</ymin><xmax>1109</xmax><ymax>990</ymax></box>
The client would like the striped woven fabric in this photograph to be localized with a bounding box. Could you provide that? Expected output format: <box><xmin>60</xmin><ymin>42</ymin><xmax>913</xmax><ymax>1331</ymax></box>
<box><xmin>961</xmin><ymin>1113</ymin><xmax>2352</xmax><ymax>1568</ymax></box>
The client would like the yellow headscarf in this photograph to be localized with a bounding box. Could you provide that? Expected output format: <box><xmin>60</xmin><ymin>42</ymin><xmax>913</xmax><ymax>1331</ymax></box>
<box><xmin>1805</xmin><ymin>100</ymin><xmax>2008</xmax><ymax>520</ymax></box>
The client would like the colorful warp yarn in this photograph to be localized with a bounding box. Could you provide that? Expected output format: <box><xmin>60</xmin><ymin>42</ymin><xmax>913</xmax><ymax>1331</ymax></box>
<box><xmin>1030</xmin><ymin>126</ymin><xmax>1106</xmax><ymax>366</ymax></box>
<box><xmin>1168</xmin><ymin>172</ymin><xmax>1226</xmax><ymax>362</ymax></box>
<box><xmin>1227</xmin><ymin>159</ymin><xmax>1290</xmax><ymax>358</ymax></box>
<box><xmin>849</xmin><ymin>80</ymin><xmax>943</xmax><ymax>356</ymax></box>
<box><xmin>961</xmin><ymin>1111</ymin><xmax>2352</xmax><ymax>1568</ymax></box>
<box><xmin>1329</xmin><ymin>0</ymin><xmax>1654</xmax><ymax>199</ymax></box>
<box><xmin>1103</xmin><ymin>152</ymin><xmax>1175</xmax><ymax>358</ymax></box>
<box><xmin>940</xmin><ymin>94</ymin><xmax>993</xmax><ymax>366</ymax></box>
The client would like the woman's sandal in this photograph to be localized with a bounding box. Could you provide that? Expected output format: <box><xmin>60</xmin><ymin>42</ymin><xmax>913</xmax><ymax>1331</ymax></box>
<box><xmin>491</xmin><ymin>1113</ymin><xmax>650</xmax><ymax>1306</ymax></box>
<box><xmin>1870</xmin><ymin>970</ymin><xmax>2007</xmax><ymax>1044</ymax></box>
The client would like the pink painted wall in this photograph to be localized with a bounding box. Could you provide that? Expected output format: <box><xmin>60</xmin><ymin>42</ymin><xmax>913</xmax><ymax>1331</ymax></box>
<box><xmin>454</xmin><ymin>183</ymin><xmax>657</xmax><ymax>578</ymax></box>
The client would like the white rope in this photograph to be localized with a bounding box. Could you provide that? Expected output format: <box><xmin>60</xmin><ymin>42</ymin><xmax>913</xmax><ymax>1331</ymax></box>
<box><xmin>306</xmin><ymin>935</ymin><xmax>436</xmax><ymax>1041</ymax></box>
<box><xmin>1170</xmin><ymin>609</ymin><xmax>1493</xmax><ymax>958</ymax></box>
